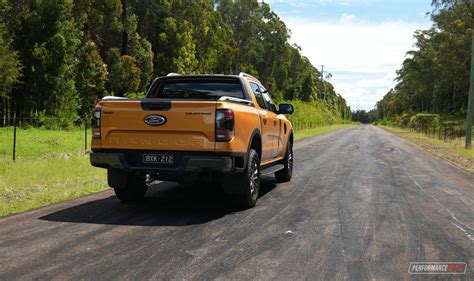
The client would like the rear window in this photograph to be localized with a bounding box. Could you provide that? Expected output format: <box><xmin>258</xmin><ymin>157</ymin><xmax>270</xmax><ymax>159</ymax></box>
<box><xmin>148</xmin><ymin>79</ymin><xmax>244</xmax><ymax>100</ymax></box>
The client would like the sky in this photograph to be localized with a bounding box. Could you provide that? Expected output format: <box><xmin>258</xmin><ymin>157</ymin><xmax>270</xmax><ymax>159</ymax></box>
<box><xmin>264</xmin><ymin>0</ymin><xmax>433</xmax><ymax>110</ymax></box>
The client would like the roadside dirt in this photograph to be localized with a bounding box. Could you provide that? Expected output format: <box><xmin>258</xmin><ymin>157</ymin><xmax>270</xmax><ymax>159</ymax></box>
<box><xmin>381</xmin><ymin>127</ymin><xmax>474</xmax><ymax>173</ymax></box>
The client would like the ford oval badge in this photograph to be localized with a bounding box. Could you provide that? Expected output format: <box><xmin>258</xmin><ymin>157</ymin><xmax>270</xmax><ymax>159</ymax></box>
<box><xmin>144</xmin><ymin>114</ymin><xmax>167</xmax><ymax>126</ymax></box>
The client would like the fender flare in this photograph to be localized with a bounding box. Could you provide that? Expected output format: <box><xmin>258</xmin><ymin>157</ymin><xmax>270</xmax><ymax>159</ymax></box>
<box><xmin>247</xmin><ymin>128</ymin><xmax>262</xmax><ymax>155</ymax></box>
<box><xmin>288</xmin><ymin>129</ymin><xmax>294</xmax><ymax>144</ymax></box>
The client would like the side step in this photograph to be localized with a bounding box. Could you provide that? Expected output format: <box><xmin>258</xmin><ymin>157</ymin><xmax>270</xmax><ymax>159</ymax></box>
<box><xmin>260</xmin><ymin>164</ymin><xmax>284</xmax><ymax>175</ymax></box>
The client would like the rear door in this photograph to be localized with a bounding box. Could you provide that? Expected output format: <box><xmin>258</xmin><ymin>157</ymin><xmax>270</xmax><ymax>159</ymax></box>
<box><xmin>250</xmin><ymin>82</ymin><xmax>274</xmax><ymax>162</ymax></box>
<box><xmin>260</xmin><ymin>89</ymin><xmax>281</xmax><ymax>158</ymax></box>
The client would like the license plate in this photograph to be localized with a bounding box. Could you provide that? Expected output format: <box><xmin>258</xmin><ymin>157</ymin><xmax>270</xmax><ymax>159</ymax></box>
<box><xmin>143</xmin><ymin>154</ymin><xmax>174</xmax><ymax>164</ymax></box>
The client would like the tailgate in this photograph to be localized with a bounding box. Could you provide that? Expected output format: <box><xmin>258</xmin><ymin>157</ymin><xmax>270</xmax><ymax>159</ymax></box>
<box><xmin>99</xmin><ymin>100</ymin><xmax>216</xmax><ymax>151</ymax></box>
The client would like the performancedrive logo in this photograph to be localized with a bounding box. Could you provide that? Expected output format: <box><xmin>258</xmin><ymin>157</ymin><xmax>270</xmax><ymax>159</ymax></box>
<box><xmin>409</xmin><ymin>262</ymin><xmax>466</xmax><ymax>274</ymax></box>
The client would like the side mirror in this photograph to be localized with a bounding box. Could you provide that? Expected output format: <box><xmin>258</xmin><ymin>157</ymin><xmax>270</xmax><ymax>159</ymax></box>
<box><xmin>278</xmin><ymin>103</ymin><xmax>294</xmax><ymax>115</ymax></box>
<box><xmin>263</xmin><ymin>83</ymin><xmax>272</xmax><ymax>93</ymax></box>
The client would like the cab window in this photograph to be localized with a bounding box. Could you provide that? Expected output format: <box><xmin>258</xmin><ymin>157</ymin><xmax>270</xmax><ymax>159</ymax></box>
<box><xmin>260</xmin><ymin>86</ymin><xmax>278</xmax><ymax>113</ymax></box>
<box><xmin>250</xmin><ymin>82</ymin><xmax>267</xmax><ymax>110</ymax></box>
<box><xmin>149</xmin><ymin>79</ymin><xmax>244</xmax><ymax>100</ymax></box>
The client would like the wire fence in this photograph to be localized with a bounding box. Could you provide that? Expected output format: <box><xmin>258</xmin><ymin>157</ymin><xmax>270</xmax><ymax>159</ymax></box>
<box><xmin>292</xmin><ymin>121</ymin><xmax>337</xmax><ymax>131</ymax></box>
<box><xmin>0</xmin><ymin>117</ymin><xmax>91</xmax><ymax>162</ymax></box>
<box><xmin>398</xmin><ymin>123</ymin><xmax>473</xmax><ymax>147</ymax></box>
<box><xmin>0</xmin><ymin>117</ymin><xmax>333</xmax><ymax>162</ymax></box>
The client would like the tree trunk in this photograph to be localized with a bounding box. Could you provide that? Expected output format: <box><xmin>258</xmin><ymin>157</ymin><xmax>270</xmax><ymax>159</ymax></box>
<box><xmin>451</xmin><ymin>85</ymin><xmax>456</xmax><ymax>113</ymax></box>
<box><xmin>121</xmin><ymin>0</ymin><xmax>128</xmax><ymax>56</ymax></box>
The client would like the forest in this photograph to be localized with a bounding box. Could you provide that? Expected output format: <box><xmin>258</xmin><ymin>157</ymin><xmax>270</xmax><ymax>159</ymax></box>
<box><xmin>376</xmin><ymin>0</ymin><xmax>473</xmax><ymax>124</ymax></box>
<box><xmin>0</xmin><ymin>0</ymin><xmax>351</xmax><ymax>128</ymax></box>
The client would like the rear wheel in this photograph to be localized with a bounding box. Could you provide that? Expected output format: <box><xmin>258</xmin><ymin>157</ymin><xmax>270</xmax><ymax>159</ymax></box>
<box><xmin>224</xmin><ymin>149</ymin><xmax>260</xmax><ymax>209</ymax></box>
<box><xmin>114</xmin><ymin>184</ymin><xmax>147</xmax><ymax>202</ymax></box>
<box><xmin>108</xmin><ymin>170</ymin><xmax>148</xmax><ymax>202</ymax></box>
<box><xmin>275</xmin><ymin>141</ymin><xmax>293</xmax><ymax>182</ymax></box>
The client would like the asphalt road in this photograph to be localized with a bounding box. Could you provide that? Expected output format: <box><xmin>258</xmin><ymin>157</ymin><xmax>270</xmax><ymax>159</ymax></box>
<box><xmin>1</xmin><ymin>125</ymin><xmax>473</xmax><ymax>280</ymax></box>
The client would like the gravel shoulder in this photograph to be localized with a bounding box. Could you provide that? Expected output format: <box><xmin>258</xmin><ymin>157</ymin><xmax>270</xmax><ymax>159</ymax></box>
<box><xmin>380</xmin><ymin>126</ymin><xmax>474</xmax><ymax>173</ymax></box>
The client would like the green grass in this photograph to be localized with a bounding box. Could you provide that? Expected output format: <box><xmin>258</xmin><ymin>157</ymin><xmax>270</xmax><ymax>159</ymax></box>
<box><xmin>0</xmin><ymin>127</ymin><xmax>106</xmax><ymax>217</ymax></box>
<box><xmin>286</xmin><ymin>100</ymin><xmax>351</xmax><ymax>130</ymax></box>
<box><xmin>295</xmin><ymin>124</ymin><xmax>356</xmax><ymax>141</ymax></box>
<box><xmin>0</xmin><ymin>126</ymin><xmax>90</xmax><ymax>160</ymax></box>
<box><xmin>0</xmin><ymin>156</ymin><xmax>107</xmax><ymax>216</ymax></box>
<box><xmin>283</xmin><ymin>99</ymin><xmax>355</xmax><ymax>139</ymax></box>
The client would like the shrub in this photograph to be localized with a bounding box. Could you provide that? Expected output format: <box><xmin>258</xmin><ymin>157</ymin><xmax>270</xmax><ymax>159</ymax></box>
<box><xmin>408</xmin><ymin>113</ymin><xmax>439</xmax><ymax>131</ymax></box>
<box><xmin>399</xmin><ymin>113</ymin><xmax>412</xmax><ymax>127</ymax></box>
<box><xmin>37</xmin><ymin>80</ymin><xmax>80</xmax><ymax>130</ymax></box>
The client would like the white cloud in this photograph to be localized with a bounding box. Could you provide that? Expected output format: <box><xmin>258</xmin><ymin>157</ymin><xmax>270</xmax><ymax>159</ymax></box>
<box><xmin>282</xmin><ymin>16</ymin><xmax>430</xmax><ymax>110</ymax></box>
<box><xmin>340</xmin><ymin>13</ymin><xmax>356</xmax><ymax>23</ymax></box>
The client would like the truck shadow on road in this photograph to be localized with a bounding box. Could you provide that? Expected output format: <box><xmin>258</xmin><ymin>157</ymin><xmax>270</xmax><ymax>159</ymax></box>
<box><xmin>40</xmin><ymin>178</ymin><xmax>277</xmax><ymax>227</ymax></box>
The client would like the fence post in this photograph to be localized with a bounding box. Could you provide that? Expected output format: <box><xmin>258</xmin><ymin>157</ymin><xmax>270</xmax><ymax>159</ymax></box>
<box><xmin>12</xmin><ymin>115</ymin><xmax>17</xmax><ymax>161</ymax></box>
<box><xmin>84</xmin><ymin>114</ymin><xmax>88</xmax><ymax>153</ymax></box>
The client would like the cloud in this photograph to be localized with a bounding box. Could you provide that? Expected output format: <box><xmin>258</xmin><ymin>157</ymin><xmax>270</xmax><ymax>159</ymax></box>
<box><xmin>335</xmin><ymin>73</ymin><xmax>397</xmax><ymax>110</ymax></box>
<box><xmin>340</xmin><ymin>13</ymin><xmax>356</xmax><ymax>23</ymax></box>
<box><xmin>282</xmin><ymin>16</ymin><xmax>430</xmax><ymax>110</ymax></box>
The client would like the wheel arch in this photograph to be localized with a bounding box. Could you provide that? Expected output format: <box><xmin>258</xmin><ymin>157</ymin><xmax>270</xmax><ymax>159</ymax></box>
<box><xmin>288</xmin><ymin>129</ymin><xmax>294</xmax><ymax>145</ymax></box>
<box><xmin>247</xmin><ymin>128</ymin><xmax>262</xmax><ymax>160</ymax></box>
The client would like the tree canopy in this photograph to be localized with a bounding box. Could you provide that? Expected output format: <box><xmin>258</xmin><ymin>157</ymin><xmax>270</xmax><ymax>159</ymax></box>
<box><xmin>376</xmin><ymin>1</ymin><xmax>473</xmax><ymax>120</ymax></box>
<box><xmin>0</xmin><ymin>0</ymin><xmax>351</xmax><ymax>127</ymax></box>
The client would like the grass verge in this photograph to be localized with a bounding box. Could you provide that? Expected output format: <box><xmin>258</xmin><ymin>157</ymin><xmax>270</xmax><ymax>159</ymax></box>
<box><xmin>295</xmin><ymin>124</ymin><xmax>356</xmax><ymax>141</ymax></box>
<box><xmin>0</xmin><ymin>127</ymin><xmax>89</xmax><ymax>160</ymax></box>
<box><xmin>379</xmin><ymin>125</ymin><xmax>473</xmax><ymax>172</ymax></box>
<box><xmin>0</xmin><ymin>127</ymin><xmax>107</xmax><ymax>217</ymax></box>
<box><xmin>0</xmin><ymin>156</ymin><xmax>107</xmax><ymax>217</ymax></box>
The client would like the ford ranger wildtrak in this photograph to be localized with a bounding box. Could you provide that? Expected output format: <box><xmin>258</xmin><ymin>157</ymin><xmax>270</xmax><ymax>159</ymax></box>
<box><xmin>90</xmin><ymin>73</ymin><xmax>294</xmax><ymax>208</ymax></box>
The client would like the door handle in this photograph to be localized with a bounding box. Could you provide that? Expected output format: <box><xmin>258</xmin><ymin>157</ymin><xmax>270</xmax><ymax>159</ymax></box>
<box><xmin>274</xmin><ymin>120</ymin><xmax>277</xmax><ymax>126</ymax></box>
<box><xmin>263</xmin><ymin>118</ymin><xmax>267</xmax><ymax>125</ymax></box>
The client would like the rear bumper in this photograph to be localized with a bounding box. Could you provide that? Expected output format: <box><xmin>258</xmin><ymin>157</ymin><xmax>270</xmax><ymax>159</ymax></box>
<box><xmin>90</xmin><ymin>150</ymin><xmax>247</xmax><ymax>175</ymax></box>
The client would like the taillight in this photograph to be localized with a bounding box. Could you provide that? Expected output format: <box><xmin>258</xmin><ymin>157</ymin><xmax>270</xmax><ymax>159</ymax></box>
<box><xmin>216</xmin><ymin>109</ymin><xmax>234</xmax><ymax>142</ymax></box>
<box><xmin>91</xmin><ymin>106</ymin><xmax>101</xmax><ymax>139</ymax></box>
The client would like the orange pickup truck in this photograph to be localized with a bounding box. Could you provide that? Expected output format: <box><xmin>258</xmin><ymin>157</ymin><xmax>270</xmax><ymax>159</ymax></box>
<box><xmin>90</xmin><ymin>73</ymin><xmax>294</xmax><ymax>208</ymax></box>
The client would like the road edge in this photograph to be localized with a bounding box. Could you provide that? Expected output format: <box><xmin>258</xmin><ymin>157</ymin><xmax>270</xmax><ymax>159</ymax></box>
<box><xmin>377</xmin><ymin>126</ymin><xmax>474</xmax><ymax>174</ymax></box>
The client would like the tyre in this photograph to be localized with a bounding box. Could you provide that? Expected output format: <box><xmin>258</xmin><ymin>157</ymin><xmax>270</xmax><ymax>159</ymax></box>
<box><xmin>224</xmin><ymin>149</ymin><xmax>261</xmax><ymax>209</ymax></box>
<box><xmin>114</xmin><ymin>185</ymin><xmax>147</xmax><ymax>202</ymax></box>
<box><xmin>275</xmin><ymin>141</ymin><xmax>293</xmax><ymax>182</ymax></box>
<box><xmin>109</xmin><ymin>170</ymin><xmax>147</xmax><ymax>202</ymax></box>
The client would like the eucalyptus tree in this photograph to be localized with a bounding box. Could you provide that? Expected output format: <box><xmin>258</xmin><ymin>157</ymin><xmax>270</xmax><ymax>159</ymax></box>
<box><xmin>9</xmin><ymin>0</ymin><xmax>81</xmax><ymax>119</ymax></box>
